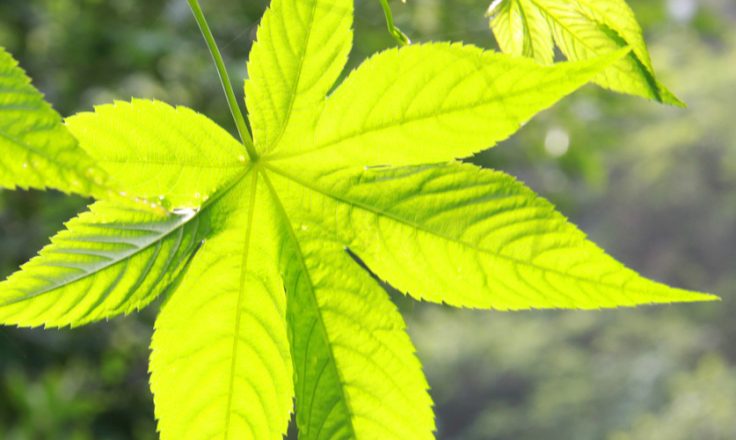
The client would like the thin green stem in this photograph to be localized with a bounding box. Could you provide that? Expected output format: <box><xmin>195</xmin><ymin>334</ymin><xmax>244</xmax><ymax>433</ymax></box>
<box><xmin>187</xmin><ymin>0</ymin><xmax>259</xmax><ymax>161</ymax></box>
<box><xmin>379</xmin><ymin>0</ymin><xmax>411</xmax><ymax>46</ymax></box>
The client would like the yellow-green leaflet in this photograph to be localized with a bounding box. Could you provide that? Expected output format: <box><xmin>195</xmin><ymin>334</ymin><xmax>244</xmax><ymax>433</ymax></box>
<box><xmin>0</xmin><ymin>0</ymin><xmax>717</xmax><ymax>439</ymax></box>
<box><xmin>269</xmin><ymin>170</ymin><xmax>435</xmax><ymax>440</ymax></box>
<box><xmin>272</xmin><ymin>44</ymin><xmax>628</xmax><ymax>168</ymax></box>
<box><xmin>150</xmin><ymin>173</ymin><xmax>293</xmax><ymax>440</ymax></box>
<box><xmin>245</xmin><ymin>0</ymin><xmax>352</xmax><ymax>157</ymax></box>
<box><xmin>488</xmin><ymin>0</ymin><xmax>684</xmax><ymax>106</ymax></box>
<box><xmin>0</xmin><ymin>47</ymin><xmax>111</xmax><ymax>196</ymax></box>
<box><xmin>269</xmin><ymin>162</ymin><xmax>713</xmax><ymax>310</ymax></box>
<box><xmin>66</xmin><ymin>99</ymin><xmax>247</xmax><ymax>209</ymax></box>
<box><xmin>0</xmin><ymin>201</ymin><xmax>204</xmax><ymax>328</ymax></box>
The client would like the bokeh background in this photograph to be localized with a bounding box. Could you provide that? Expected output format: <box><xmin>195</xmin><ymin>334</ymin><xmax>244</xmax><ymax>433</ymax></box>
<box><xmin>0</xmin><ymin>0</ymin><xmax>734</xmax><ymax>438</ymax></box>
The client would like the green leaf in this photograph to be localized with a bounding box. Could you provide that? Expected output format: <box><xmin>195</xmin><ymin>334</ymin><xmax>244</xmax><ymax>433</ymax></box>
<box><xmin>268</xmin><ymin>161</ymin><xmax>716</xmax><ymax>309</ymax></box>
<box><xmin>245</xmin><ymin>0</ymin><xmax>353</xmax><ymax>157</ymax></box>
<box><xmin>266</xmin><ymin>173</ymin><xmax>434</xmax><ymax>439</ymax></box>
<box><xmin>0</xmin><ymin>47</ymin><xmax>111</xmax><ymax>196</ymax></box>
<box><xmin>270</xmin><ymin>43</ymin><xmax>627</xmax><ymax>168</ymax></box>
<box><xmin>488</xmin><ymin>0</ymin><xmax>684</xmax><ymax>106</ymax></box>
<box><xmin>65</xmin><ymin>99</ymin><xmax>247</xmax><ymax>209</ymax></box>
<box><xmin>0</xmin><ymin>201</ymin><xmax>203</xmax><ymax>328</ymax></box>
<box><xmin>150</xmin><ymin>173</ymin><xmax>293</xmax><ymax>440</ymax></box>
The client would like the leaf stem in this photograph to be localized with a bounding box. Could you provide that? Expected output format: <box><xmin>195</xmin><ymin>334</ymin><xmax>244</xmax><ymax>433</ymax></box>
<box><xmin>187</xmin><ymin>0</ymin><xmax>258</xmax><ymax>161</ymax></box>
<box><xmin>379</xmin><ymin>0</ymin><xmax>411</xmax><ymax>46</ymax></box>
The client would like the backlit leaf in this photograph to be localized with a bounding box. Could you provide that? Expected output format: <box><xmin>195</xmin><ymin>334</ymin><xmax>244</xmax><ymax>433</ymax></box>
<box><xmin>271</xmin><ymin>44</ymin><xmax>627</xmax><ymax>168</ymax></box>
<box><xmin>150</xmin><ymin>174</ymin><xmax>293</xmax><ymax>440</ymax></box>
<box><xmin>245</xmin><ymin>0</ymin><xmax>352</xmax><ymax>157</ymax></box>
<box><xmin>268</xmin><ymin>161</ymin><xmax>716</xmax><ymax>310</ymax></box>
<box><xmin>66</xmin><ymin>99</ymin><xmax>247</xmax><ymax>209</ymax></box>
<box><xmin>0</xmin><ymin>201</ymin><xmax>203</xmax><ymax>328</ymax></box>
<box><xmin>268</xmin><ymin>174</ymin><xmax>435</xmax><ymax>439</ymax></box>
<box><xmin>488</xmin><ymin>0</ymin><xmax>683</xmax><ymax>105</ymax></box>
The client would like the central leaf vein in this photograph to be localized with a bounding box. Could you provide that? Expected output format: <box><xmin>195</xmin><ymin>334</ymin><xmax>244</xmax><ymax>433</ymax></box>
<box><xmin>223</xmin><ymin>170</ymin><xmax>259</xmax><ymax>440</ymax></box>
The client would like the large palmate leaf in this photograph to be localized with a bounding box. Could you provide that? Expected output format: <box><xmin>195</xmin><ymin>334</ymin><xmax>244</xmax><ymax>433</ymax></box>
<box><xmin>0</xmin><ymin>47</ymin><xmax>110</xmax><ymax>196</ymax></box>
<box><xmin>66</xmin><ymin>99</ymin><xmax>247</xmax><ymax>209</ymax></box>
<box><xmin>0</xmin><ymin>0</ymin><xmax>717</xmax><ymax>438</ymax></box>
<box><xmin>272</xmin><ymin>44</ymin><xmax>627</xmax><ymax>168</ymax></box>
<box><xmin>487</xmin><ymin>0</ymin><xmax>683</xmax><ymax>105</ymax></box>
<box><xmin>0</xmin><ymin>201</ymin><xmax>203</xmax><ymax>328</ymax></box>
<box><xmin>268</xmin><ymin>161</ymin><xmax>714</xmax><ymax>310</ymax></box>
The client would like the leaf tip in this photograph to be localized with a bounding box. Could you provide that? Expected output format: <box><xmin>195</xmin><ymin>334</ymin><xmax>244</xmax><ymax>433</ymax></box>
<box><xmin>660</xmin><ymin>289</ymin><xmax>720</xmax><ymax>305</ymax></box>
<box><xmin>659</xmin><ymin>88</ymin><xmax>687</xmax><ymax>108</ymax></box>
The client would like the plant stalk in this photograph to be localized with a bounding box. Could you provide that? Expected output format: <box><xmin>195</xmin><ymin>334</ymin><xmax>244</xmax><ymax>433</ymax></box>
<box><xmin>187</xmin><ymin>0</ymin><xmax>259</xmax><ymax>161</ymax></box>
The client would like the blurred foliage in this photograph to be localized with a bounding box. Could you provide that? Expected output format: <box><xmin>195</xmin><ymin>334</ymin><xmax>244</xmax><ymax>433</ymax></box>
<box><xmin>0</xmin><ymin>0</ymin><xmax>734</xmax><ymax>438</ymax></box>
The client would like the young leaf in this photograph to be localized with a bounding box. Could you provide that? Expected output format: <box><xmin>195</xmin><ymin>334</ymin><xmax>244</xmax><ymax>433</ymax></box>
<box><xmin>267</xmin><ymin>174</ymin><xmax>435</xmax><ymax>439</ymax></box>
<box><xmin>267</xmin><ymin>161</ymin><xmax>716</xmax><ymax>310</ymax></box>
<box><xmin>245</xmin><ymin>0</ymin><xmax>352</xmax><ymax>156</ymax></box>
<box><xmin>65</xmin><ymin>99</ymin><xmax>247</xmax><ymax>209</ymax></box>
<box><xmin>0</xmin><ymin>201</ymin><xmax>203</xmax><ymax>328</ymax></box>
<box><xmin>270</xmin><ymin>44</ymin><xmax>628</xmax><ymax>168</ymax></box>
<box><xmin>488</xmin><ymin>0</ymin><xmax>684</xmax><ymax>106</ymax></box>
<box><xmin>0</xmin><ymin>47</ymin><xmax>110</xmax><ymax>197</ymax></box>
<box><xmin>150</xmin><ymin>174</ymin><xmax>293</xmax><ymax>440</ymax></box>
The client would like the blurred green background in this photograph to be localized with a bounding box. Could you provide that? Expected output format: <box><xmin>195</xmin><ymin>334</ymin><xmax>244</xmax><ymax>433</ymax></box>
<box><xmin>0</xmin><ymin>0</ymin><xmax>734</xmax><ymax>438</ymax></box>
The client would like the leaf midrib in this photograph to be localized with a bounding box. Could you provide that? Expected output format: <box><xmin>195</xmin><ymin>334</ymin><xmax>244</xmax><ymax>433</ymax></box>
<box><xmin>515</xmin><ymin>0</ymin><xmax>537</xmax><ymax>58</ymax></box>
<box><xmin>264</xmin><ymin>0</ymin><xmax>320</xmax><ymax>153</ymax></box>
<box><xmin>223</xmin><ymin>170</ymin><xmax>259</xmax><ymax>440</ymax></box>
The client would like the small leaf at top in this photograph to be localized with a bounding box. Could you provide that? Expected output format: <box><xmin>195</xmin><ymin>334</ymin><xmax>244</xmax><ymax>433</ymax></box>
<box><xmin>489</xmin><ymin>0</ymin><xmax>554</xmax><ymax>64</ymax></box>
<box><xmin>488</xmin><ymin>0</ymin><xmax>684</xmax><ymax>106</ymax></box>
